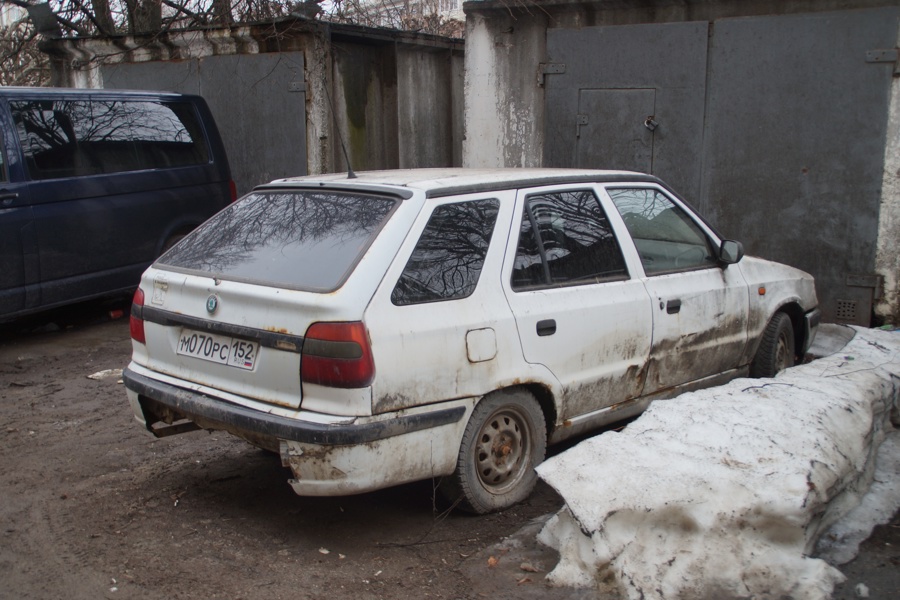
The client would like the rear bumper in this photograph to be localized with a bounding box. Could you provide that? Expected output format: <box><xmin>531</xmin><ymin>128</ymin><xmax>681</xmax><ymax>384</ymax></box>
<box><xmin>123</xmin><ymin>366</ymin><xmax>472</xmax><ymax>495</ymax></box>
<box><xmin>123</xmin><ymin>367</ymin><xmax>465</xmax><ymax>446</ymax></box>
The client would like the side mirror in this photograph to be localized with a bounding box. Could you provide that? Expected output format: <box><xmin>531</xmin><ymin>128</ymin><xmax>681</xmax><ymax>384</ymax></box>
<box><xmin>719</xmin><ymin>240</ymin><xmax>744</xmax><ymax>265</ymax></box>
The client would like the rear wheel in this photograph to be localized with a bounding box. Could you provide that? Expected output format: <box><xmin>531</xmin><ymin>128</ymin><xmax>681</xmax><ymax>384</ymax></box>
<box><xmin>440</xmin><ymin>389</ymin><xmax>546</xmax><ymax>514</ymax></box>
<box><xmin>750</xmin><ymin>312</ymin><xmax>795</xmax><ymax>377</ymax></box>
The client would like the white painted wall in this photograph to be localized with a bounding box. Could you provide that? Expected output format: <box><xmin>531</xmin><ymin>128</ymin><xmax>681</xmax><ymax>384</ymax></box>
<box><xmin>462</xmin><ymin>13</ymin><xmax>545</xmax><ymax>168</ymax></box>
<box><xmin>874</xmin><ymin>28</ymin><xmax>900</xmax><ymax>325</ymax></box>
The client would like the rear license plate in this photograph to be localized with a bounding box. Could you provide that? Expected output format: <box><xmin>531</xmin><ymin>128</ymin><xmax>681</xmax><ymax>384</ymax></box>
<box><xmin>176</xmin><ymin>329</ymin><xmax>259</xmax><ymax>370</ymax></box>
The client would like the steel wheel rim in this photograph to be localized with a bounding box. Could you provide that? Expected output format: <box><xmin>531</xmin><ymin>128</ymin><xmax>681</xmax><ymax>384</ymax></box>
<box><xmin>775</xmin><ymin>331</ymin><xmax>789</xmax><ymax>372</ymax></box>
<box><xmin>474</xmin><ymin>406</ymin><xmax>532</xmax><ymax>494</ymax></box>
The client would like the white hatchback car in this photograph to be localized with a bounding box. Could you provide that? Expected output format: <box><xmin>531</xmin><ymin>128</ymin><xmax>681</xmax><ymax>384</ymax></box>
<box><xmin>124</xmin><ymin>169</ymin><xmax>820</xmax><ymax>513</ymax></box>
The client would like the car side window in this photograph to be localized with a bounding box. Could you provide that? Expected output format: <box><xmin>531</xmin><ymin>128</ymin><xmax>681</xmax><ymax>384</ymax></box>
<box><xmin>608</xmin><ymin>188</ymin><xmax>717</xmax><ymax>275</ymax></box>
<box><xmin>391</xmin><ymin>198</ymin><xmax>500</xmax><ymax>306</ymax></box>
<box><xmin>511</xmin><ymin>189</ymin><xmax>628</xmax><ymax>290</ymax></box>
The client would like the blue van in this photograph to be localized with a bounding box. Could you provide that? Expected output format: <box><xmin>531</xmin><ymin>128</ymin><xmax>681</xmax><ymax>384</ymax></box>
<box><xmin>0</xmin><ymin>87</ymin><xmax>234</xmax><ymax>320</ymax></box>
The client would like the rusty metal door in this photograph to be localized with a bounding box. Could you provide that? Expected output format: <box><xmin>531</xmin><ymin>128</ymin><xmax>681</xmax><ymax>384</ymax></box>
<box><xmin>575</xmin><ymin>89</ymin><xmax>656</xmax><ymax>173</ymax></box>
<box><xmin>544</xmin><ymin>21</ymin><xmax>708</xmax><ymax>202</ymax></box>
<box><xmin>544</xmin><ymin>9</ymin><xmax>899</xmax><ymax>326</ymax></box>
<box><xmin>699</xmin><ymin>8</ymin><xmax>900</xmax><ymax>325</ymax></box>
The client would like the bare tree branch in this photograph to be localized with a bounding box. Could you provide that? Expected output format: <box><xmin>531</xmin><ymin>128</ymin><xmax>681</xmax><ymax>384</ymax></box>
<box><xmin>1</xmin><ymin>0</ymin><xmax>464</xmax><ymax>87</ymax></box>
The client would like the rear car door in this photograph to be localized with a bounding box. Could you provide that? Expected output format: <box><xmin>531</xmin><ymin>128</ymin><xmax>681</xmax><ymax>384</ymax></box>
<box><xmin>604</xmin><ymin>185</ymin><xmax>749</xmax><ymax>392</ymax></box>
<box><xmin>502</xmin><ymin>185</ymin><xmax>653</xmax><ymax>422</ymax></box>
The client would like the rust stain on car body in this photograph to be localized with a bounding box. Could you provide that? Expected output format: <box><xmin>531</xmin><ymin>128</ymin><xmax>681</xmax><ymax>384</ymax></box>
<box><xmin>373</xmin><ymin>392</ymin><xmax>416</xmax><ymax>414</ymax></box>
<box><xmin>265</xmin><ymin>326</ymin><xmax>291</xmax><ymax>334</ymax></box>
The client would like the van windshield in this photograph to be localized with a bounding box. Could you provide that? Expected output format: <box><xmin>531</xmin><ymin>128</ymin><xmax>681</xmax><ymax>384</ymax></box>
<box><xmin>159</xmin><ymin>190</ymin><xmax>398</xmax><ymax>292</ymax></box>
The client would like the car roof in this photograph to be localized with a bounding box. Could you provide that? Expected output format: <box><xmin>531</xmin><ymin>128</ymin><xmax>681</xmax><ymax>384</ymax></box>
<box><xmin>258</xmin><ymin>168</ymin><xmax>663</xmax><ymax>199</ymax></box>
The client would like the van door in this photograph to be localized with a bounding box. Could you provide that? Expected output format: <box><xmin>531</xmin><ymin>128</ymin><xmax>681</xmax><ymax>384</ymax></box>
<box><xmin>0</xmin><ymin>114</ymin><xmax>37</xmax><ymax>317</ymax></box>
<box><xmin>502</xmin><ymin>186</ymin><xmax>653</xmax><ymax>423</ymax></box>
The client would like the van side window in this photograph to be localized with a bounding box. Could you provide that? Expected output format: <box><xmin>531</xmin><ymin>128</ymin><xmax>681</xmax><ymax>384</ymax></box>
<box><xmin>392</xmin><ymin>199</ymin><xmax>500</xmax><ymax>306</ymax></box>
<box><xmin>512</xmin><ymin>190</ymin><xmax>628</xmax><ymax>290</ymax></box>
<box><xmin>11</xmin><ymin>99</ymin><xmax>210</xmax><ymax>180</ymax></box>
<box><xmin>608</xmin><ymin>188</ymin><xmax>717</xmax><ymax>275</ymax></box>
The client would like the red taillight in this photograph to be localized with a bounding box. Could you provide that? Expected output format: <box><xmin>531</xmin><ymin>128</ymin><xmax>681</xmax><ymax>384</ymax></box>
<box><xmin>130</xmin><ymin>288</ymin><xmax>146</xmax><ymax>344</ymax></box>
<box><xmin>228</xmin><ymin>180</ymin><xmax>238</xmax><ymax>203</ymax></box>
<box><xmin>301</xmin><ymin>322</ymin><xmax>375</xmax><ymax>388</ymax></box>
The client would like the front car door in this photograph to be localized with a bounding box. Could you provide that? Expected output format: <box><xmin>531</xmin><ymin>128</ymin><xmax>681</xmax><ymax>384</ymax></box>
<box><xmin>502</xmin><ymin>185</ymin><xmax>654</xmax><ymax>437</ymax></box>
<box><xmin>603</xmin><ymin>185</ymin><xmax>749</xmax><ymax>393</ymax></box>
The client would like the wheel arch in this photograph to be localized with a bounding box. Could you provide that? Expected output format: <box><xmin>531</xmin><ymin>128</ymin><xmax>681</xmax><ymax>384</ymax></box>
<box><xmin>490</xmin><ymin>382</ymin><xmax>558</xmax><ymax>441</ymax></box>
<box><xmin>775</xmin><ymin>301</ymin><xmax>807</xmax><ymax>360</ymax></box>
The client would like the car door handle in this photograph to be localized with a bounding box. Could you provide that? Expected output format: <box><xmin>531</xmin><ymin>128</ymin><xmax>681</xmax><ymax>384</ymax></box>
<box><xmin>536</xmin><ymin>319</ymin><xmax>556</xmax><ymax>336</ymax></box>
<box><xmin>0</xmin><ymin>191</ymin><xmax>18</xmax><ymax>205</ymax></box>
<box><xmin>666</xmin><ymin>299</ymin><xmax>682</xmax><ymax>314</ymax></box>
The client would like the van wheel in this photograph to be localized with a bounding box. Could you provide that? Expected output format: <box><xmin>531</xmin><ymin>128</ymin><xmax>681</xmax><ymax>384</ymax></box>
<box><xmin>750</xmin><ymin>312</ymin><xmax>795</xmax><ymax>378</ymax></box>
<box><xmin>440</xmin><ymin>389</ymin><xmax>546</xmax><ymax>514</ymax></box>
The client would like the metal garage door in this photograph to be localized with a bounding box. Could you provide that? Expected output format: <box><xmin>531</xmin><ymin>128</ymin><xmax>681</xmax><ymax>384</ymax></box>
<box><xmin>544</xmin><ymin>21</ymin><xmax>708</xmax><ymax>203</ymax></box>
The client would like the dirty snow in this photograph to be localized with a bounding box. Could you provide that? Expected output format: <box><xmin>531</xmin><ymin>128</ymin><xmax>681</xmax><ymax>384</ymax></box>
<box><xmin>536</xmin><ymin>326</ymin><xmax>900</xmax><ymax>600</ymax></box>
<box><xmin>816</xmin><ymin>430</ymin><xmax>900</xmax><ymax>565</ymax></box>
<box><xmin>86</xmin><ymin>368</ymin><xmax>123</xmax><ymax>381</ymax></box>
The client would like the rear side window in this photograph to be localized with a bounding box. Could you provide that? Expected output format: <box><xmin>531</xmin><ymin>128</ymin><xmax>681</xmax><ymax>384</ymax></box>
<box><xmin>160</xmin><ymin>191</ymin><xmax>397</xmax><ymax>292</ymax></box>
<box><xmin>512</xmin><ymin>189</ymin><xmax>627</xmax><ymax>290</ymax></box>
<box><xmin>391</xmin><ymin>199</ymin><xmax>500</xmax><ymax>306</ymax></box>
<box><xmin>11</xmin><ymin>98</ymin><xmax>209</xmax><ymax>180</ymax></box>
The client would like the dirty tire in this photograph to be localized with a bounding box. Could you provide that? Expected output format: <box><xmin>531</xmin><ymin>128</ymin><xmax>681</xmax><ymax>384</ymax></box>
<box><xmin>440</xmin><ymin>389</ymin><xmax>546</xmax><ymax>515</ymax></box>
<box><xmin>750</xmin><ymin>312</ymin><xmax>795</xmax><ymax>378</ymax></box>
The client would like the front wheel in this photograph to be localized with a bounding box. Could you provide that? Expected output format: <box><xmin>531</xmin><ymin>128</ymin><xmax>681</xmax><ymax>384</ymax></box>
<box><xmin>750</xmin><ymin>312</ymin><xmax>795</xmax><ymax>378</ymax></box>
<box><xmin>440</xmin><ymin>389</ymin><xmax>546</xmax><ymax>514</ymax></box>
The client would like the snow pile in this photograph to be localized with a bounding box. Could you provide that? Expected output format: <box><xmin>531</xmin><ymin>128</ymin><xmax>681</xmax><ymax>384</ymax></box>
<box><xmin>815</xmin><ymin>430</ymin><xmax>900</xmax><ymax>565</ymax></box>
<box><xmin>536</xmin><ymin>326</ymin><xmax>900</xmax><ymax>600</ymax></box>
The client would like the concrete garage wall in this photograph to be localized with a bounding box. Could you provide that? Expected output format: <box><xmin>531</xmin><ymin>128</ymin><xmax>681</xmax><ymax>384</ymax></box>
<box><xmin>45</xmin><ymin>19</ymin><xmax>464</xmax><ymax>194</ymax></box>
<box><xmin>331</xmin><ymin>41</ymin><xmax>400</xmax><ymax>172</ymax></box>
<box><xmin>463</xmin><ymin>12</ymin><xmax>547</xmax><ymax>168</ymax></box>
<box><xmin>876</xmin><ymin>29</ymin><xmax>900</xmax><ymax>333</ymax></box>
<box><xmin>328</xmin><ymin>39</ymin><xmax>463</xmax><ymax>172</ymax></box>
<box><xmin>397</xmin><ymin>46</ymin><xmax>464</xmax><ymax>168</ymax></box>
<box><xmin>463</xmin><ymin>0</ymin><xmax>900</xmax><ymax>327</ymax></box>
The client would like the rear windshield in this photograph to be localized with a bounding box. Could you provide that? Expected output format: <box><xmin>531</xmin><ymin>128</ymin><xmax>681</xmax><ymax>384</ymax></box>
<box><xmin>160</xmin><ymin>190</ymin><xmax>398</xmax><ymax>292</ymax></box>
<box><xmin>11</xmin><ymin>98</ymin><xmax>209</xmax><ymax>180</ymax></box>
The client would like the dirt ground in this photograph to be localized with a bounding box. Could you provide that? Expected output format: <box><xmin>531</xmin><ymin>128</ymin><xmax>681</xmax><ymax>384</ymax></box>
<box><xmin>0</xmin><ymin>300</ymin><xmax>577</xmax><ymax>600</ymax></box>
<box><xmin>1</xmin><ymin>300</ymin><xmax>897</xmax><ymax>600</ymax></box>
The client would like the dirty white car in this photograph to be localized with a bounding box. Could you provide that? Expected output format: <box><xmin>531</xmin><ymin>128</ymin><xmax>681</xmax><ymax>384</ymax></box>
<box><xmin>124</xmin><ymin>169</ymin><xmax>820</xmax><ymax>513</ymax></box>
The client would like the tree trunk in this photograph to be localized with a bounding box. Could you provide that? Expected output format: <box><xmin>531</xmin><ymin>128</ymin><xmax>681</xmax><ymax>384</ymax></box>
<box><xmin>212</xmin><ymin>0</ymin><xmax>233</xmax><ymax>25</ymax></box>
<box><xmin>91</xmin><ymin>0</ymin><xmax>116</xmax><ymax>35</ymax></box>
<box><xmin>126</xmin><ymin>0</ymin><xmax>162</xmax><ymax>34</ymax></box>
